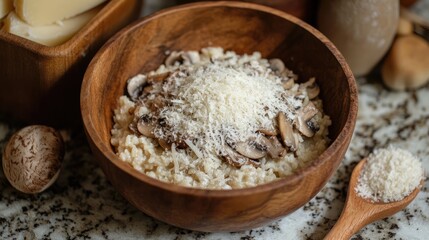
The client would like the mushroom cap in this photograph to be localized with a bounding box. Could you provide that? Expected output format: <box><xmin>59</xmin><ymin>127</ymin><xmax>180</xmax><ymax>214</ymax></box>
<box><xmin>381</xmin><ymin>34</ymin><xmax>429</xmax><ymax>90</ymax></box>
<box><xmin>2</xmin><ymin>125</ymin><xmax>64</xmax><ymax>194</ymax></box>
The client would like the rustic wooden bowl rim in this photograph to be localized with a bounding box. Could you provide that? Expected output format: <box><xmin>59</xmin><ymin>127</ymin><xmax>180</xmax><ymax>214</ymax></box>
<box><xmin>82</xmin><ymin>1</ymin><xmax>358</xmax><ymax>198</ymax></box>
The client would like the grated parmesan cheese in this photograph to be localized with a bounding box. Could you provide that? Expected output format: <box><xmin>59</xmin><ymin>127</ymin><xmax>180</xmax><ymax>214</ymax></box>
<box><xmin>355</xmin><ymin>146</ymin><xmax>425</xmax><ymax>203</ymax></box>
<box><xmin>156</xmin><ymin>59</ymin><xmax>302</xmax><ymax>158</ymax></box>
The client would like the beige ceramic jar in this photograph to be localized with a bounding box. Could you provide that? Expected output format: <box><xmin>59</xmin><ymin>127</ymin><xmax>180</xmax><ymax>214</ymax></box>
<box><xmin>318</xmin><ymin>0</ymin><xmax>399</xmax><ymax>77</ymax></box>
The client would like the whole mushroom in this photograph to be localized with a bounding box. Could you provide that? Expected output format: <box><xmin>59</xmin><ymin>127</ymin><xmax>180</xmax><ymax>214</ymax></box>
<box><xmin>2</xmin><ymin>125</ymin><xmax>65</xmax><ymax>194</ymax></box>
<box><xmin>382</xmin><ymin>34</ymin><xmax>429</xmax><ymax>90</ymax></box>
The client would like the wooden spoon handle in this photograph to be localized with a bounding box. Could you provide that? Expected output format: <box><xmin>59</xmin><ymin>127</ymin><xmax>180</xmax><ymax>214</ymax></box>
<box><xmin>324</xmin><ymin>206</ymin><xmax>368</xmax><ymax>240</ymax></box>
<box><xmin>325</xmin><ymin>160</ymin><xmax>369</xmax><ymax>240</ymax></box>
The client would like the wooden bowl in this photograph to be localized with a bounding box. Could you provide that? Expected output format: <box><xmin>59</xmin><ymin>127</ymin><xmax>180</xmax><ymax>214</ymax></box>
<box><xmin>0</xmin><ymin>0</ymin><xmax>142</xmax><ymax>126</ymax></box>
<box><xmin>81</xmin><ymin>1</ymin><xmax>358</xmax><ymax>232</ymax></box>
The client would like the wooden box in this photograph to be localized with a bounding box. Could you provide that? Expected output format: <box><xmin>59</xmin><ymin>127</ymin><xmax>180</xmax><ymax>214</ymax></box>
<box><xmin>0</xmin><ymin>0</ymin><xmax>142</xmax><ymax>126</ymax></box>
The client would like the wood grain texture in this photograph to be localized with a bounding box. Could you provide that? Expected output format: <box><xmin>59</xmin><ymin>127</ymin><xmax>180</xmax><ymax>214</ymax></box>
<box><xmin>0</xmin><ymin>0</ymin><xmax>142</xmax><ymax>126</ymax></box>
<box><xmin>325</xmin><ymin>159</ymin><xmax>422</xmax><ymax>239</ymax></box>
<box><xmin>81</xmin><ymin>1</ymin><xmax>358</xmax><ymax>232</ymax></box>
<box><xmin>177</xmin><ymin>0</ymin><xmax>319</xmax><ymax>23</ymax></box>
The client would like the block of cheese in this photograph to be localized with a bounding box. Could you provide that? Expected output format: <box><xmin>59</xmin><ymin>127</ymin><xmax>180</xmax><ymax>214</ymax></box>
<box><xmin>2</xmin><ymin>7</ymin><xmax>98</xmax><ymax>46</ymax></box>
<box><xmin>0</xmin><ymin>0</ymin><xmax>13</xmax><ymax>19</ymax></box>
<box><xmin>14</xmin><ymin>0</ymin><xmax>105</xmax><ymax>26</ymax></box>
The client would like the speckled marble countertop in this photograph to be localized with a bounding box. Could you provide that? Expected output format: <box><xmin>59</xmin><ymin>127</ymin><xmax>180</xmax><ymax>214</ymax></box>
<box><xmin>1</xmin><ymin>1</ymin><xmax>429</xmax><ymax>239</ymax></box>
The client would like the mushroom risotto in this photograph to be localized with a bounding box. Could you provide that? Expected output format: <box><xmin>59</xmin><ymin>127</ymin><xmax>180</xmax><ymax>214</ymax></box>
<box><xmin>111</xmin><ymin>47</ymin><xmax>331</xmax><ymax>189</ymax></box>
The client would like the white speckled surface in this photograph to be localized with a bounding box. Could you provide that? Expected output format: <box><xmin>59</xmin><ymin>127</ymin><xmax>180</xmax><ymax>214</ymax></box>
<box><xmin>1</xmin><ymin>1</ymin><xmax>429</xmax><ymax>239</ymax></box>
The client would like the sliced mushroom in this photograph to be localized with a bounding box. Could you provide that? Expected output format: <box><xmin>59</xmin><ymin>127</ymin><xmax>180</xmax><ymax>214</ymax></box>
<box><xmin>269</xmin><ymin>58</ymin><xmax>285</xmax><ymax>73</ymax></box>
<box><xmin>299</xmin><ymin>77</ymin><xmax>320</xmax><ymax>100</ymax></box>
<box><xmin>282</xmin><ymin>78</ymin><xmax>294</xmax><ymax>90</ymax></box>
<box><xmin>165</xmin><ymin>51</ymin><xmax>183</xmax><ymax>66</ymax></box>
<box><xmin>137</xmin><ymin>115</ymin><xmax>156</xmax><ymax>138</ymax></box>
<box><xmin>260</xmin><ymin>136</ymin><xmax>286</xmax><ymax>159</ymax></box>
<box><xmin>235</xmin><ymin>139</ymin><xmax>267</xmax><ymax>160</ymax></box>
<box><xmin>295</xmin><ymin>118</ymin><xmax>314</xmax><ymax>137</ymax></box>
<box><xmin>257</xmin><ymin>128</ymin><xmax>278</xmax><ymax>136</ymax></box>
<box><xmin>294</xmin><ymin>102</ymin><xmax>319</xmax><ymax>137</ymax></box>
<box><xmin>222</xmin><ymin>146</ymin><xmax>261</xmax><ymax>168</ymax></box>
<box><xmin>127</xmin><ymin>74</ymin><xmax>147</xmax><ymax>101</ymax></box>
<box><xmin>301</xmin><ymin>101</ymin><xmax>318</xmax><ymax>121</ymax></box>
<box><xmin>278</xmin><ymin>112</ymin><xmax>298</xmax><ymax>151</ymax></box>
<box><xmin>157</xmin><ymin>138</ymin><xmax>171</xmax><ymax>150</ymax></box>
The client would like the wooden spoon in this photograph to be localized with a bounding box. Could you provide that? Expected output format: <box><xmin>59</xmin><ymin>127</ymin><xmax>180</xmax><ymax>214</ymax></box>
<box><xmin>325</xmin><ymin>158</ymin><xmax>422</xmax><ymax>240</ymax></box>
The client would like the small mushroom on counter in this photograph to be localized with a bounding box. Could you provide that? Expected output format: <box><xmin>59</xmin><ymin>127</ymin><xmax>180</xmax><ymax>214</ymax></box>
<box><xmin>127</xmin><ymin>74</ymin><xmax>147</xmax><ymax>101</ymax></box>
<box><xmin>2</xmin><ymin>125</ymin><xmax>64</xmax><ymax>194</ymax></box>
<box><xmin>381</xmin><ymin>34</ymin><xmax>429</xmax><ymax>90</ymax></box>
<box><xmin>278</xmin><ymin>112</ymin><xmax>298</xmax><ymax>151</ymax></box>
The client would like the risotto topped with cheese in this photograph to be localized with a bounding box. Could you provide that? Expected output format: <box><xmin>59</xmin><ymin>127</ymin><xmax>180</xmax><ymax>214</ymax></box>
<box><xmin>111</xmin><ymin>47</ymin><xmax>331</xmax><ymax>189</ymax></box>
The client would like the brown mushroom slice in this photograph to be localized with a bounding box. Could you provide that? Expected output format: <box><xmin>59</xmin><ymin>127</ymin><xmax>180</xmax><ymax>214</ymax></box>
<box><xmin>300</xmin><ymin>101</ymin><xmax>318</xmax><ymax>121</ymax></box>
<box><xmin>260</xmin><ymin>136</ymin><xmax>286</xmax><ymax>159</ymax></box>
<box><xmin>165</xmin><ymin>51</ymin><xmax>183</xmax><ymax>66</ymax></box>
<box><xmin>299</xmin><ymin>77</ymin><xmax>320</xmax><ymax>100</ymax></box>
<box><xmin>278</xmin><ymin>112</ymin><xmax>298</xmax><ymax>151</ymax></box>
<box><xmin>269</xmin><ymin>58</ymin><xmax>285</xmax><ymax>73</ymax></box>
<box><xmin>294</xmin><ymin>102</ymin><xmax>319</xmax><ymax>137</ymax></box>
<box><xmin>257</xmin><ymin>128</ymin><xmax>278</xmax><ymax>136</ymax></box>
<box><xmin>235</xmin><ymin>140</ymin><xmax>267</xmax><ymax>160</ymax></box>
<box><xmin>282</xmin><ymin>78</ymin><xmax>294</xmax><ymax>90</ymax></box>
<box><xmin>295</xmin><ymin>117</ymin><xmax>315</xmax><ymax>138</ymax></box>
<box><xmin>127</xmin><ymin>74</ymin><xmax>147</xmax><ymax>101</ymax></box>
<box><xmin>137</xmin><ymin>116</ymin><xmax>156</xmax><ymax>138</ymax></box>
<box><xmin>157</xmin><ymin>138</ymin><xmax>171</xmax><ymax>150</ymax></box>
<box><xmin>222</xmin><ymin>146</ymin><xmax>260</xmax><ymax>168</ymax></box>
